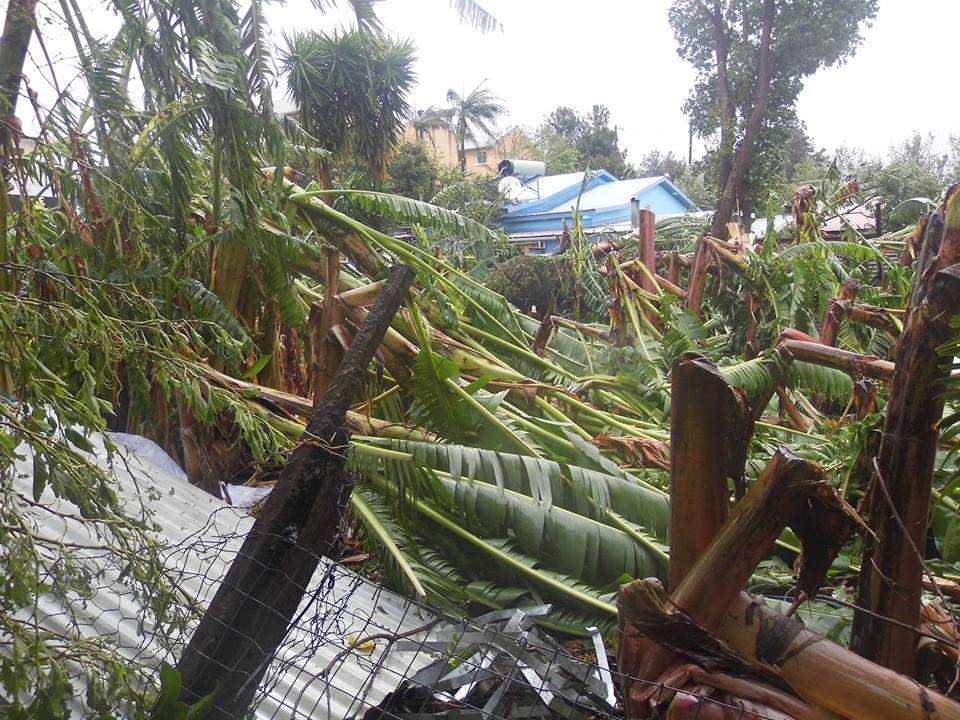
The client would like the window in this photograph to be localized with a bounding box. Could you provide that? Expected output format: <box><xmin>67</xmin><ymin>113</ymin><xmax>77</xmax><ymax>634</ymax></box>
<box><xmin>475</xmin><ymin>149</ymin><xmax>488</xmax><ymax>165</ymax></box>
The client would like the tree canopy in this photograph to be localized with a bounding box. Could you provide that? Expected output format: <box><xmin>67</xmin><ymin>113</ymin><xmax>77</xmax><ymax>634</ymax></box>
<box><xmin>670</xmin><ymin>0</ymin><xmax>879</xmax><ymax>235</ymax></box>
<box><xmin>281</xmin><ymin>28</ymin><xmax>416</xmax><ymax>186</ymax></box>
<box><xmin>531</xmin><ymin>104</ymin><xmax>631</xmax><ymax>178</ymax></box>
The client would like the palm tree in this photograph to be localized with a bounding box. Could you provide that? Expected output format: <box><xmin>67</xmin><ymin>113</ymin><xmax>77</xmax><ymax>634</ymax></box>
<box><xmin>445</xmin><ymin>82</ymin><xmax>505</xmax><ymax>172</ymax></box>
<box><xmin>281</xmin><ymin>29</ymin><xmax>416</xmax><ymax>187</ymax></box>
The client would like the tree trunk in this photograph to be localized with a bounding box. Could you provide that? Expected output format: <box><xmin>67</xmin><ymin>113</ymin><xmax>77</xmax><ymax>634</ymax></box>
<box><xmin>0</xmin><ymin>0</ymin><xmax>37</xmax><ymax>298</ymax></box>
<box><xmin>778</xmin><ymin>338</ymin><xmax>895</xmax><ymax>383</ymax></box>
<box><xmin>176</xmin><ymin>265</ymin><xmax>414</xmax><ymax>718</ymax></box>
<box><xmin>710</xmin><ymin>0</ymin><xmax>774</xmax><ymax>239</ymax></box>
<box><xmin>623</xmin><ymin>586</ymin><xmax>960</xmax><ymax>720</ymax></box>
<box><xmin>0</xmin><ymin>0</ymin><xmax>35</xmax><ymax>150</ymax></box>
<box><xmin>706</xmin><ymin>2</ymin><xmax>733</xmax><ymax>201</ymax></box>
<box><xmin>851</xmin><ymin>190</ymin><xmax>960</xmax><ymax>675</ymax></box>
<box><xmin>619</xmin><ymin>354</ymin><xmax>752</xmax><ymax>718</ymax></box>
<box><xmin>621</xmin><ymin>450</ymin><xmax>852</xmax><ymax>718</ymax></box>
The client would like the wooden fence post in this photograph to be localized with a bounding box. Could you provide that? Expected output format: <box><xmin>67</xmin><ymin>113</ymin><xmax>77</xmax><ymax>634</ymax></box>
<box><xmin>175</xmin><ymin>264</ymin><xmax>415</xmax><ymax>718</ymax></box>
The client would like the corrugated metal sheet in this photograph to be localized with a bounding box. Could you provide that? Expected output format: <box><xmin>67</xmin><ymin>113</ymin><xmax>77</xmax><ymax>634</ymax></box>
<box><xmin>542</xmin><ymin>177</ymin><xmax>663</xmax><ymax>213</ymax></box>
<box><xmin>513</xmin><ymin>171</ymin><xmax>588</xmax><ymax>203</ymax></box>
<box><xmin>11</xmin><ymin>432</ymin><xmax>434</xmax><ymax>719</ymax></box>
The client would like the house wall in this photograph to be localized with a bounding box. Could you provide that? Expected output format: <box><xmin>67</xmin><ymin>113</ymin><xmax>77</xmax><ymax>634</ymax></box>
<box><xmin>402</xmin><ymin>123</ymin><xmax>460</xmax><ymax>169</ymax></box>
<box><xmin>401</xmin><ymin>124</ymin><xmax>533</xmax><ymax>178</ymax></box>
<box><xmin>466</xmin><ymin>128</ymin><xmax>535</xmax><ymax>177</ymax></box>
<box><xmin>635</xmin><ymin>183</ymin><xmax>692</xmax><ymax>216</ymax></box>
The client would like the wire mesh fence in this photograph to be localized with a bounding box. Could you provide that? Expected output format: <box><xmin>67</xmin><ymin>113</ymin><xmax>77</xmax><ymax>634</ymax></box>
<box><xmin>159</xmin><ymin>506</ymin><xmax>791</xmax><ymax>720</ymax></box>
<box><xmin>7</xmin><ymin>439</ymin><xmax>812</xmax><ymax>720</ymax></box>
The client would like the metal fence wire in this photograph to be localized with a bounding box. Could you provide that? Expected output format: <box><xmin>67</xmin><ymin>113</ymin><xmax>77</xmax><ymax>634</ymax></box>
<box><xmin>9</xmin><ymin>442</ymin><xmax>787</xmax><ymax>720</ymax></box>
<box><xmin>149</xmin><ymin>505</ymin><xmax>785</xmax><ymax>720</ymax></box>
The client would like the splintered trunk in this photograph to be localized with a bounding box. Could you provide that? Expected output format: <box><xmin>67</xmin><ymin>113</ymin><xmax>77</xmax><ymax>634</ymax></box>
<box><xmin>637</xmin><ymin>208</ymin><xmax>658</xmax><ymax>325</ymax></box>
<box><xmin>619</xmin><ymin>354</ymin><xmax>752</xmax><ymax>717</ymax></box>
<box><xmin>669</xmin><ymin>354</ymin><xmax>752</xmax><ymax>589</ymax></box>
<box><xmin>623</xmin><ymin>586</ymin><xmax>960</xmax><ymax>720</ymax></box>
<box><xmin>310</xmin><ymin>246</ymin><xmax>344</xmax><ymax>405</ymax></box>
<box><xmin>620</xmin><ymin>450</ymin><xmax>854</xmax><ymax>718</ymax></box>
<box><xmin>819</xmin><ymin>279</ymin><xmax>860</xmax><ymax>346</ymax></box>
<box><xmin>851</xmin><ymin>189</ymin><xmax>960</xmax><ymax>674</ymax></box>
<box><xmin>684</xmin><ymin>237</ymin><xmax>711</xmax><ymax>317</ymax></box>
<box><xmin>819</xmin><ymin>279</ymin><xmax>900</xmax><ymax>347</ymax></box>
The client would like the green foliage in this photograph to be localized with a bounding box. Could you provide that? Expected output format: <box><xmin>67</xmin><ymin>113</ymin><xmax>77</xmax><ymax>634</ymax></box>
<box><xmin>670</xmin><ymin>0</ymin><xmax>879</xmax><ymax>219</ymax></box>
<box><xmin>311</xmin><ymin>189</ymin><xmax>502</xmax><ymax>247</ymax></box>
<box><xmin>431</xmin><ymin>168</ymin><xmax>507</xmax><ymax>227</ymax></box>
<box><xmin>149</xmin><ymin>664</ymin><xmax>213</xmax><ymax>720</ymax></box>
<box><xmin>281</xmin><ymin>28</ymin><xmax>416</xmax><ymax>182</ymax></box>
<box><xmin>487</xmin><ymin>254</ymin><xmax>575</xmax><ymax>316</ymax></box>
<box><xmin>436</xmin><ymin>82</ymin><xmax>505</xmax><ymax>172</ymax></box>
<box><xmin>635</xmin><ymin>149</ymin><xmax>687</xmax><ymax>182</ymax></box>
<box><xmin>838</xmin><ymin>134</ymin><xmax>948</xmax><ymax>230</ymax></box>
<box><xmin>531</xmin><ymin>105</ymin><xmax>630</xmax><ymax>177</ymax></box>
<box><xmin>385</xmin><ymin>141</ymin><xmax>442</xmax><ymax>199</ymax></box>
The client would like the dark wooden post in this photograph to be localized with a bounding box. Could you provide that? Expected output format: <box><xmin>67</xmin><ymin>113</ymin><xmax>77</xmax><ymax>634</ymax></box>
<box><xmin>175</xmin><ymin>264</ymin><xmax>415</xmax><ymax>718</ymax></box>
<box><xmin>851</xmin><ymin>189</ymin><xmax>960</xmax><ymax>675</ymax></box>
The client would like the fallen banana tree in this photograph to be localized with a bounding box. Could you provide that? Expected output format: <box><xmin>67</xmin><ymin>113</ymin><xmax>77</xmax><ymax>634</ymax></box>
<box><xmin>615</xmin><ymin>189</ymin><xmax>960</xmax><ymax>718</ymax></box>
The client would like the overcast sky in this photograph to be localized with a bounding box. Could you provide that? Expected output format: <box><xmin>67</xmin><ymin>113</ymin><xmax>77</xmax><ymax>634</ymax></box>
<box><xmin>20</xmin><ymin>0</ymin><xmax>960</xmax><ymax>167</ymax></box>
<box><xmin>267</xmin><ymin>0</ymin><xmax>959</xmax><ymax>165</ymax></box>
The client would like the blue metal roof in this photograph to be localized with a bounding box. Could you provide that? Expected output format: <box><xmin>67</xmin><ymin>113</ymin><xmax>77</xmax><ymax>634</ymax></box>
<box><xmin>501</xmin><ymin>169</ymin><xmax>619</xmax><ymax>218</ymax></box>
<box><xmin>498</xmin><ymin>173</ymin><xmax>697</xmax><ymax>236</ymax></box>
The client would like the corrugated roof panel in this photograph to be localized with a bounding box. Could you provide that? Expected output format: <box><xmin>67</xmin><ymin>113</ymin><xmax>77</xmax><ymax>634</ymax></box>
<box><xmin>10</xmin><ymin>433</ymin><xmax>434</xmax><ymax>719</ymax></box>
<box><xmin>543</xmin><ymin>176</ymin><xmax>664</xmax><ymax>213</ymax></box>
<box><xmin>513</xmin><ymin>171</ymin><xmax>587</xmax><ymax>203</ymax></box>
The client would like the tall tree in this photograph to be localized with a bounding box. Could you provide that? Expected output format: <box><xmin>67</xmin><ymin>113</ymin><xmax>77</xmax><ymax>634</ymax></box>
<box><xmin>670</xmin><ymin>0</ymin><xmax>879</xmax><ymax>237</ymax></box>
<box><xmin>386</xmin><ymin>141</ymin><xmax>441</xmax><ymax>199</ymax></box>
<box><xmin>533</xmin><ymin>104</ymin><xmax>630</xmax><ymax>177</ymax></box>
<box><xmin>282</xmin><ymin>29</ymin><xmax>416</xmax><ymax>187</ymax></box>
<box><xmin>576</xmin><ymin>105</ymin><xmax>630</xmax><ymax>178</ymax></box>
<box><xmin>636</xmin><ymin>149</ymin><xmax>687</xmax><ymax>180</ymax></box>
<box><xmin>843</xmin><ymin>133</ymin><xmax>948</xmax><ymax>230</ymax></box>
<box><xmin>444</xmin><ymin>82</ymin><xmax>505</xmax><ymax>172</ymax></box>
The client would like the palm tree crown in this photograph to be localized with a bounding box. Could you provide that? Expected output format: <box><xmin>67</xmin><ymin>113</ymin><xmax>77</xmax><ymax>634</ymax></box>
<box><xmin>281</xmin><ymin>29</ymin><xmax>416</xmax><ymax>186</ymax></box>
<box><xmin>445</xmin><ymin>82</ymin><xmax>505</xmax><ymax>172</ymax></box>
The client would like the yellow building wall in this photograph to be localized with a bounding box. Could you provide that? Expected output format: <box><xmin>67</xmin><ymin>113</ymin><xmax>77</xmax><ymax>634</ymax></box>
<box><xmin>401</xmin><ymin>124</ymin><xmax>533</xmax><ymax>178</ymax></box>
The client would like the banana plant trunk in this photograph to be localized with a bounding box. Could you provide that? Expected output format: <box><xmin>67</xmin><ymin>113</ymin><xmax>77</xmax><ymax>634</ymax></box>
<box><xmin>669</xmin><ymin>353</ymin><xmax>752</xmax><ymax>588</ymax></box>
<box><xmin>851</xmin><ymin>188</ymin><xmax>960</xmax><ymax>675</ymax></box>
<box><xmin>620</xmin><ymin>450</ymin><xmax>852</xmax><ymax>718</ymax></box>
